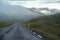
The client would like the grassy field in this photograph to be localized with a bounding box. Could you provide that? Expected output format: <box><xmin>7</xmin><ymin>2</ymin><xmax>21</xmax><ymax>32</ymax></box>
<box><xmin>0</xmin><ymin>20</ymin><xmax>15</xmax><ymax>28</ymax></box>
<box><xmin>21</xmin><ymin>13</ymin><xmax>60</xmax><ymax>40</ymax></box>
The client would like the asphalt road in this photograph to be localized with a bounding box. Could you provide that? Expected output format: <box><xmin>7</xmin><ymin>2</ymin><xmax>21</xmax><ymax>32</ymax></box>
<box><xmin>0</xmin><ymin>22</ymin><xmax>46</xmax><ymax>40</ymax></box>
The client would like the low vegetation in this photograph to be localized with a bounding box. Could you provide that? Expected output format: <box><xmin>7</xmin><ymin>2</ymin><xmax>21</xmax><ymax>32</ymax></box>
<box><xmin>21</xmin><ymin>13</ymin><xmax>60</xmax><ymax>40</ymax></box>
<box><xmin>0</xmin><ymin>20</ymin><xmax>15</xmax><ymax>28</ymax></box>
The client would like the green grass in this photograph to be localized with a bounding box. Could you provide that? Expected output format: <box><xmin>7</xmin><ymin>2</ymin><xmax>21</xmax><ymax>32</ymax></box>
<box><xmin>0</xmin><ymin>20</ymin><xmax>15</xmax><ymax>28</ymax></box>
<box><xmin>21</xmin><ymin>13</ymin><xmax>60</xmax><ymax>40</ymax></box>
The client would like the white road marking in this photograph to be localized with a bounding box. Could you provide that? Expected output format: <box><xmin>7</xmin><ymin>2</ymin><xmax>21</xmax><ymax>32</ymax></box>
<box><xmin>33</xmin><ymin>32</ymin><xmax>36</xmax><ymax>34</ymax></box>
<box><xmin>37</xmin><ymin>35</ymin><xmax>42</xmax><ymax>38</ymax></box>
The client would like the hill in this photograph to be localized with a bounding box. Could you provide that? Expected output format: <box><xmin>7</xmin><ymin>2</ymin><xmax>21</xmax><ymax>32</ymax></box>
<box><xmin>27</xmin><ymin>7</ymin><xmax>60</xmax><ymax>15</ymax></box>
<box><xmin>0</xmin><ymin>4</ymin><xmax>46</xmax><ymax>21</ymax></box>
<box><xmin>21</xmin><ymin>13</ymin><xmax>60</xmax><ymax>40</ymax></box>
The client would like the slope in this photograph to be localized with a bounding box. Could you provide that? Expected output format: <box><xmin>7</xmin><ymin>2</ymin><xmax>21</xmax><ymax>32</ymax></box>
<box><xmin>0</xmin><ymin>4</ymin><xmax>46</xmax><ymax>21</ymax></box>
<box><xmin>21</xmin><ymin>13</ymin><xmax>60</xmax><ymax>40</ymax></box>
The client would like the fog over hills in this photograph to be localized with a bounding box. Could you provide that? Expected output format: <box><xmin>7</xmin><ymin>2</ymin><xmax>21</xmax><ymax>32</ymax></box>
<box><xmin>28</xmin><ymin>7</ymin><xmax>60</xmax><ymax>15</ymax></box>
<box><xmin>0</xmin><ymin>3</ymin><xmax>46</xmax><ymax>22</ymax></box>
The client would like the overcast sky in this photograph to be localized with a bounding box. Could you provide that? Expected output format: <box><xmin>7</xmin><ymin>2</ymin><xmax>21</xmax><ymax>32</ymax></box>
<box><xmin>1</xmin><ymin>0</ymin><xmax>60</xmax><ymax>9</ymax></box>
<box><xmin>1</xmin><ymin>0</ymin><xmax>60</xmax><ymax>2</ymax></box>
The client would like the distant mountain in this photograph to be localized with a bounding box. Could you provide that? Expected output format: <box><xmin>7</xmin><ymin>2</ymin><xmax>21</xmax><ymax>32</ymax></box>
<box><xmin>0</xmin><ymin>4</ymin><xmax>46</xmax><ymax>21</ymax></box>
<box><xmin>39</xmin><ymin>8</ymin><xmax>49</xmax><ymax>11</ymax></box>
<box><xmin>0</xmin><ymin>12</ymin><xmax>13</xmax><ymax>22</ymax></box>
<box><xmin>27</xmin><ymin>7</ymin><xmax>60</xmax><ymax>15</ymax></box>
<box><xmin>28</xmin><ymin>7</ymin><xmax>37</xmax><ymax>11</ymax></box>
<box><xmin>49</xmin><ymin>9</ymin><xmax>60</xmax><ymax>14</ymax></box>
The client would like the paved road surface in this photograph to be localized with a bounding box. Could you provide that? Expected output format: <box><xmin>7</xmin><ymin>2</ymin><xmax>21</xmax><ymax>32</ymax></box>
<box><xmin>0</xmin><ymin>22</ymin><xmax>46</xmax><ymax>40</ymax></box>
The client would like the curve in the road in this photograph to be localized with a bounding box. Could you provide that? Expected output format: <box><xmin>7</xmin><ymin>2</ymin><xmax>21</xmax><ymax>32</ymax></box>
<box><xmin>0</xmin><ymin>22</ymin><xmax>46</xmax><ymax>40</ymax></box>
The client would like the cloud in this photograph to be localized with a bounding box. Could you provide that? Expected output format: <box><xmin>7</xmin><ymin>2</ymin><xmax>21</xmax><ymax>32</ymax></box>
<box><xmin>2</xmin><ymin>0</ymin><xmax>36</xmax><ymax>1</ymax></box>
<box><xmin>1</xmin><ymin>0</ymin><xmax>60</xmax><ymax>10</ymax></box>
<box><xmin>1</xmin><ymin>0</ymin><xmax>60</xmax><ymax>3</ymax></box>
<box><xmin>1</xmin><ymin>0</ymin><xmax>60</xmax><ymax>1</ymax></box>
